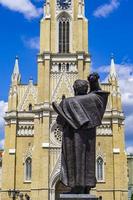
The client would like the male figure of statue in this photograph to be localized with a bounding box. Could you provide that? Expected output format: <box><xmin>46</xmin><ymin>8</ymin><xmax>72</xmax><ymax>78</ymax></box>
<box><xmin>52</xmin><ymin>73</ymin><xmax>109</xmax><ymax>194</ymax></box>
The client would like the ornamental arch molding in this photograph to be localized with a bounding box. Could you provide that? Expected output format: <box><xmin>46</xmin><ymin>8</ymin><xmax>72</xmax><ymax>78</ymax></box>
<box><xmin>50</xmin><ymin>171</ymin><xmax>60</xmax><ymax>200</ymax></box>
<box><xmin>56</xmin><ymin>11</ymin><xmax>72</xmax><ymax>21</ymax></box>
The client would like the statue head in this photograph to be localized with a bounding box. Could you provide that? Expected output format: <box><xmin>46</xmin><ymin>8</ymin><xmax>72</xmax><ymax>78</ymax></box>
<box><xmin>88</xmin><ymin>72</ymin><xmax>101</xmax><ymax>92</ymax></box>
<box><xmin>73</xmin><ymin>80</ymin><xmax>88</xmax><ymax>96</ymax></box>
<box><xmin>88</xmin><ymin>72</ymin><xmax>100</xmax><ymax>83</ymax></box>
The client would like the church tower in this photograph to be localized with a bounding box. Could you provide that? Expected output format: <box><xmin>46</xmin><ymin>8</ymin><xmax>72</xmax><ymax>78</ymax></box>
<box><xmin>2</xmin><ymin>1</ymin><xmax>128</xmax><ymax>200</ymax></box>
<box><xmin>32</xmin><ymin>0</ymin><xmax>90</xmax><ymax>199</ymax></box>
<box><xmin>38</xmin><ymin>0</ymin><xmax>90</xmax><ymax>105</ymax></box>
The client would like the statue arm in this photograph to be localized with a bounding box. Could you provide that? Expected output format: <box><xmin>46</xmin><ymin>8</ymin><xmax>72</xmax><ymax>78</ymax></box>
<box><xmin>52</xmin><ymin>101</ymin><xmax>66</xmax><ymax>129</ymax></box>
<box><xmin>52</xmin><ymin>100</ymin><xmax>77</xmax><ymax>129</ymax></box>
<box><xmin>56</xmin><ymin>114</ymin><xmax>66</xmax><ymax>127</ymax></box>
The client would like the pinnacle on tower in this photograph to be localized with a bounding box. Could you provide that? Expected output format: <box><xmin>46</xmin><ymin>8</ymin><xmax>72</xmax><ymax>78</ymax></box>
<box><xmin>11</xmin><ymin>56</ymin><xmax>21</xmax><ymax>84</ymax></box>
<box><xmin>109</xmin><ymin>54</ymin><xmax>117</xmax><ymax>80</ymax></box>
<box><xmin>13</xmin><ymin>56</ymin><xmax>19</xmax><ymax>74</ymax></box>
<box><xmin>78</xmin><ymin>0</ymin><xmax>85</xmax><ymax>18</ymax></box>
<box><xmin>44</xmin><ymin>0</ymin><xmax>50</xmax><ymax>19</ymax></box>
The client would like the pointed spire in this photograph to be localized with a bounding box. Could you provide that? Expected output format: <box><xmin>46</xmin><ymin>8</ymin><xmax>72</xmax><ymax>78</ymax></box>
<box><xmin>43</xmin><ymin>1</ymin><xmax>46</xmax><ymax>18</ymax></box>
<box><xmin>109</xmin><ymin>54</ymin><xmax>117</xmax><ymax>79</ymax></box>
<box><xmin>12</xmin><ymin>56</ymin><xmax>21</xmax><ymax>84</ymax></box>
<box><xmin>13</xmin><ymin>56</ymin><xmax>19</xmax><ymax>74</ymax></box>
<box><xmin>82</xmin><ymin>0</ymin><xmax>85</xmax><ymax>16</ymax></box>
<box><xmin>44</xmin><ymin>0</ymin><xmax>51</xmax><ymax>19</ymax></box>
<box><xmin>78</xmin><ymin>0</ymin><xmax>83</xmax><ymax>18</ymax></box>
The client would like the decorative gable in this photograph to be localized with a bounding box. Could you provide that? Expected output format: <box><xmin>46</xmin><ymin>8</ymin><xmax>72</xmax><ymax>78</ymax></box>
<box><xmin>18</xmin><ymin>82</ymin><xmax>37</xmax><ymax>111</ymax></box>
<box><xmin>51</xmin><ymin>71</ymin><xmax>76</xmax><ymax>103</ymax></box>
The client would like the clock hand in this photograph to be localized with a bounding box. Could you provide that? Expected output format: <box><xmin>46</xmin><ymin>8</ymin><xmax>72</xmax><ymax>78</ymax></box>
<box><xmin>64</xmin><ymin>0</ymin><xmax>70</xmax><ymax>3</ymax></box>
<box><xmin>61</xmin><ymin>0</ymin><xmax>68</xmax><ymax>4</ymax></box>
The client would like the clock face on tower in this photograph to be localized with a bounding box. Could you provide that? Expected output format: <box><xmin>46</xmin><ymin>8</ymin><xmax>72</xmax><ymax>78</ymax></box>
<box><xmin>57</xmin><ymin>0</ymin><xmax>71</xmax><ymax>10</ymax></box>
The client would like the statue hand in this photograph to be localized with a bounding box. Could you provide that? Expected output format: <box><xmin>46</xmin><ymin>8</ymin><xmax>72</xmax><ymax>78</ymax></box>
<box><xmin>62</xmin><ymin>94</ymin><xmax>66</xmax><ymax>100</ymax></box>
<box><xmin>58</xmin><ymin>124</ymin><xmax>63</xmax><ymax>132</ymax></box>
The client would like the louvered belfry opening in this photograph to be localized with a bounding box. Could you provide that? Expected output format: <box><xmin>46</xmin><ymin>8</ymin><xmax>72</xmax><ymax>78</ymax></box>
<box><xmin>59</xmin><ymin>15</ymin><xmax>70</xmax><ymax>53</ymax></box>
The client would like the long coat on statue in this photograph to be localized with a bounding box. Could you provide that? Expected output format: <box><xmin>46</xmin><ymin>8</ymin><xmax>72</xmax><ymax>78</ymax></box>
<box><xmin>52</xmin><ymin>90</ymin><xmax>109</xmax><ymax>188</ymax></box>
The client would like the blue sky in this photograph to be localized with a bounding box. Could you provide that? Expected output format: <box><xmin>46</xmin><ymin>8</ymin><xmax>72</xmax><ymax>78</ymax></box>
<box><xmin>0</xmin><ymin>0</ymin><xmax>133</xmax><ymax>152</ymax></box>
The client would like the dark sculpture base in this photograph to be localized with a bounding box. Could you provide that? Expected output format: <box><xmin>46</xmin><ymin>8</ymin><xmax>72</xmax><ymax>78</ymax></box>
<box><xmin>59</xmin><ymin>194</ymin><xmax>99</xmax><ymax>200</ymax></box>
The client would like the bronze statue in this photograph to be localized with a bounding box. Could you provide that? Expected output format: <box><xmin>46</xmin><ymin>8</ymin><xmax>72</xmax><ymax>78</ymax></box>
<box><xmin>52</xmin><ymin>73</ymin><xmax>109</xmax><ymax>194</ymax></box>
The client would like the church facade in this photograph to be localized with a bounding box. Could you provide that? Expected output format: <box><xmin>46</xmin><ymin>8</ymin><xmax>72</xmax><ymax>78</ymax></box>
<box><xmin>2</xmin><ymin>0</ymin><xmax>128</xmax><ymax>200</ymax></box>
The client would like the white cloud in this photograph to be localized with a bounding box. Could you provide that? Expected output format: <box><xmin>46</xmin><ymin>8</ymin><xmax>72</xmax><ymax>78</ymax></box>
<box><xmin>114</xmin><ymin>64</ymin><xmax>133</xmax><ymax>108</ymax></box>
<box><xmin>0</xmin><ymin>0</ymin><xmax>43</xmax><ymax>19</ymax></box>
<box><xmin>22</xmin><ymin>36</ymin><xmax>40</xmax><ymax>50</ymax></box>
<box><xmin>0</xmin><ymin>101</ymin><xmax>8</xmax><ymax>130</ymax></box>
<box><xmin>126</xmin><ymin>146</ymin><xmax>133</xmax><ymax>154</ymax></box>
<box><xmin>0</xmin><ymin>139</ymin><xmax>4</xmax><ymax>149</ymax></box>
<box><xmin>125</xmin><ymin>115</ymin><xmax>133</xmax><ymax>136</ymax></box>
<box><xmin>95</xmin><ymin>62</ymin><xmax>133</xmax><ymax>137</ymax></box>
<box><xmin>93</xmin><ymin>0</ymin><xmax>120</xmax><ymax>18</ymax></box>
<box><xmin>96</xmin><ymin>63</ymin><xmax>133</xmax><ymax>106</ymax></box>
<box><xmin>0</xmin><ymin>101</ymin><xmax>7</xmax><ymax>150</ymax></box>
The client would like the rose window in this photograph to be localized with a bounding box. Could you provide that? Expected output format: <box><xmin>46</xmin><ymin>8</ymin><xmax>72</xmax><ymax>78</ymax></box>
<box><xmin>54</xmin><ymin>126</ymin><xmax>62</xmax><ymax>142</ymax></box>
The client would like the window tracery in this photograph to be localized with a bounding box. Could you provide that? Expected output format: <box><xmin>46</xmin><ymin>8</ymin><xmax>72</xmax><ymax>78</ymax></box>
<box><xmin>96</xmin><ymin>157</ymin><xmax>104</xmax><ymax>181</ymax></box>
<box><xmin>25</xmin><ymin>157</ymin><xmax>32</xmax><ymax>181</ymax></box>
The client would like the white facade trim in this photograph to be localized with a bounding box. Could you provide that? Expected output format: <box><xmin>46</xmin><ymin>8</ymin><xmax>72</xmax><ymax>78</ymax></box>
<box><xmin>77</xmin><ymin>54</ymin><xmax>84</xmax><ymax>60</ymax></box>
<box><xmin>113</xmin><ymin>148</ymin><xmax>120</xmax><ymax>154</ymax></box>
<box><xmin>52</xmin><ymin>57</ymin><xmax>77</xmax><ymax>62</ymax></box>
<box><xmin>112</xmin><ymin>119</ymin><xmax>119</xmax><ymax>124</ymax></box>
<box><xmin>9</xmin><ymin>149</ymin><xmax>16</xmax><ymax>154</ymax></box>
<box><xmin>44</xmin><ymin>54</ymin><xmax>51</xmax><ymax>60</ymax></box>
<box><xmin>43</xmin><ymin>111</ymin><xmax>50</xmax><ymax>117</ymax></box>
<box><xmin>42</xmin><ymin>143</ymin><xmax>50</xmax><ymax>148</ymax></box>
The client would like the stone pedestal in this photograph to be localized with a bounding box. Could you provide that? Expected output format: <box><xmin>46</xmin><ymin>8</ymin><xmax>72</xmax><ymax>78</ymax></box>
<box><xmin>59</xmin><ymin>194</ymin><xmax>99</xmax><ymax>200</ymax></box>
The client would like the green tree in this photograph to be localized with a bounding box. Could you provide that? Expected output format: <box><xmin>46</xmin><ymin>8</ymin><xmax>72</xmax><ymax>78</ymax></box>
<box><xmin>131</xmin><ymin>193</ymin><xmax>133</xmax><ymax>200</ymax></box>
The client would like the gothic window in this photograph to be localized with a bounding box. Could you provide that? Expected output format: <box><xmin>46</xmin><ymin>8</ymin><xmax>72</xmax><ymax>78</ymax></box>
<box><xmin>59</xmin><ymin>63</ymin><xmax>61</xmax><ymax>72</ymax></box>
<box><xmin>29</xmin><ymin>104</ymin><xmax>32</xmax><ymax>111</ymax></box>
<box><xmin>57</xmin><ymin>63</ymin><xmax>70</xmax><ymax>72</ymax></box>
<box><xmin>96</xmin><ymin>157</ymin><xmax>104</xmax><ymax>181</ymax></box>
<box><xmin>25</xmin><ymin>157</ymin><xmax>32</xmax><ymax>181</ymax></box>
<box><xmin>66</xmin><ymin>63</ymin><xmax>69</xmax><ymax>71</ymax></box>
<box><xmin>58</xmin><ymin>15</ymin><xmax>70</xmax><ymax>53</ymax></box>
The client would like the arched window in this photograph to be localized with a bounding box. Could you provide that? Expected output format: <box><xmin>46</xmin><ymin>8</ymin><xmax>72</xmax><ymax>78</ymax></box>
<box><xmin>58</xmin><ymin>15</ymin><xmax>70</xmax><ymax>53</ymax></box>
<box><xmin>25</xmin><ymin>157</ymin><xmax>32</xmax><ymax>181</ymax></box>
<box><xmin>66</xmin><ymin>63</ymin><xmax>69</xmax><ymax>71</ymax></box>
<box><xmin>59</xmin><ymin>63</ymin><xmax>61</xmax><ymax>72</ymax></box>
<box><xmin>29</xmin><ymin>104</ymin><xmax>32</xmax><ymax>111</ymax></box>
<box><xmin>96</xmin><ymin>157</ymin><xmax>104</xmax><ymax>181</ymax></box>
